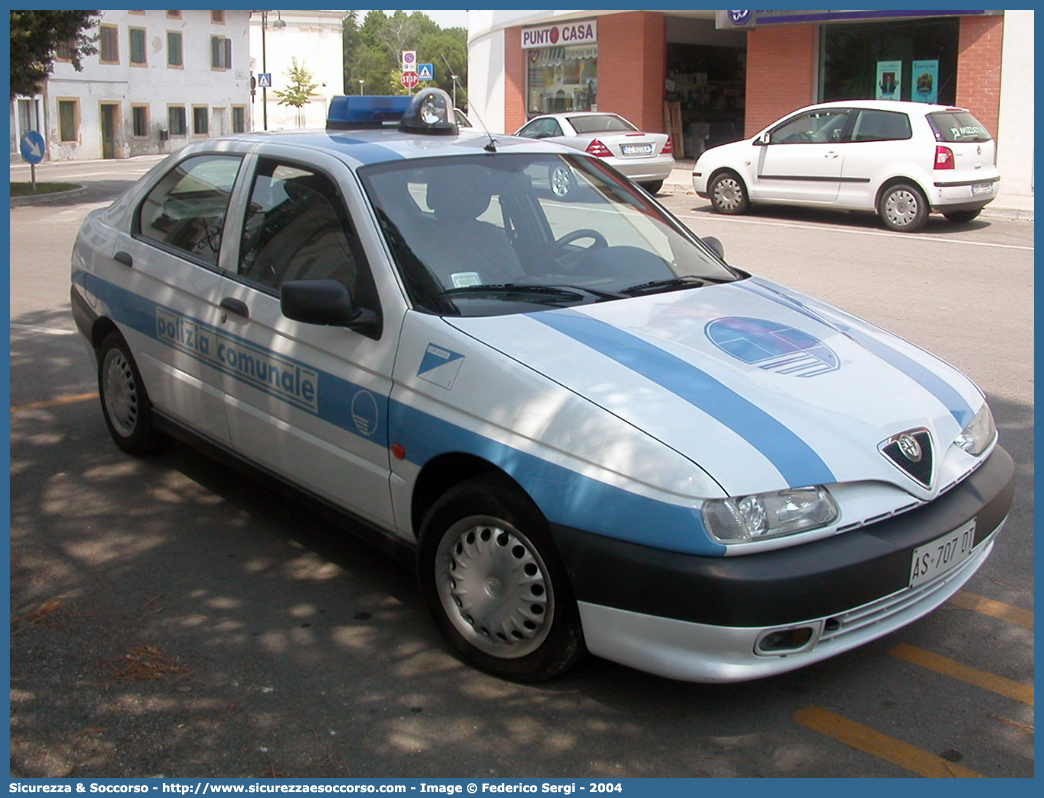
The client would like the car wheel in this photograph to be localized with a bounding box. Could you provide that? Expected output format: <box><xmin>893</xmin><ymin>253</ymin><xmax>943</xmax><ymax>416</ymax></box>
<box><xmin>943</xmin><ymin>209</ymin><xmax>983</xmax><ymax>224</ymax></box>
<box><xmin>98</xmin><ymin>331</ymin><xmax>167</xmax><ymax>455</ymax></box>
<box><xmin>878</xmin><ymin>183</ymin><xmax>928</xmax><ymax>232</ymax></box>
<box><xmin>709</xmin><ymin>172</ymin><xmax>749</xmax><ymax>215</ymax></box>
<box><xmin>417</xmin><ymin>475</ymin><xmax>586</xmax><ymax>682</ymax></box>
<box><xmin>640</xmin><ymin>180</ymin><xmax>664</xmax><ymax>194</ymax></box>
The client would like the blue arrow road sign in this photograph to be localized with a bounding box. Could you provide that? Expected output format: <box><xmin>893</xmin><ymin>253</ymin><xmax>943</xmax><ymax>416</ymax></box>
<box><xmin>20</xmin><ymin>130</ymin><xmax>46</xmax><ymax>164</ymax></box>
<box><xmin>417</xmin><ymin>63</ymin><xmax>434</xmax><ymax>81</ymax></box>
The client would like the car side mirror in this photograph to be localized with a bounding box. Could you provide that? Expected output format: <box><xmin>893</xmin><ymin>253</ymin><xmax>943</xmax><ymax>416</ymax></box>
<box><xmin>281</xmin><ymin>279</ymin><xmax>380</xmax><ymax>336</ymax></box>
<box><xmin>702</xmin><ymin>236</ymin><xmax>725</xmax><ymax>260</ymax></box>
<box><xmin>754</xmin><ymin>134</ymin><xmax>769</xmax><ymax>146</ymax></box>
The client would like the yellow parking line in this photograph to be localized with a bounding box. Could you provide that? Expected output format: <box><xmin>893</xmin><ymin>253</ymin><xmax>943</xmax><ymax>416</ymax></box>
<box><xmin>794</xmin><ymin>706</ymin><xmax>985</xmax><ymax>778</ymax></box>
<box><xmin>948</xmin><ymin>591</ymin><xmax>1033</xmax><ymax>629</ymax></box>
<box><xmin>890</xmin><ymin>643</ymin><xmax>1033</xmax><ymax>706</ymax></box>
<box><xmin>10</xmin><ymin>392</ymin><xmax>98</xmax><ymax>413</ymax></box>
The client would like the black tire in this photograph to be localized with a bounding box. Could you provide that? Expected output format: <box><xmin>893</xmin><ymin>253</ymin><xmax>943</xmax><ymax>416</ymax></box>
<box><xmin>943</xmin><ymin>209</ymin><xmax>983</xmax><ymax>224</ymax></box>
<box><xmin>640</xmin><ymin>180</ymin><xmax>664</xmax><ymax>194</ymax></box>
<box><xmin>878</xmin><ymin>182</ymin><xmax>929</xmax><ymax>232</ymax></box>
<box><xmin>708</xmin><ymin>171</ymin><xmax>749</xmax><ymax>215</ymax></box>
<box><xmin>97</xmin><ymin>331</ymin><xmax>167</xmax><ymax>455</ymax></box>
<box><xmin>417</xmin><ymin>475</ymin><xmax>586</xmax><ymax>682</ymax></box>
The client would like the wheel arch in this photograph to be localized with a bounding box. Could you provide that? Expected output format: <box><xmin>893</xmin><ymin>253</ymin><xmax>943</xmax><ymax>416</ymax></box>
<box><xmin>89</xmin><ymin>316</ymin><xmax>122</xmax><ymax>357</ymax></box>
<box><xmin>410</xmin><ymin>453</ymin><xmax>535</xmax><ymax>540</ymax></box>
<box><xmin>874</xmin><ymin>174</ymin><xmax>931</xmax><ymax>210</ymax></box>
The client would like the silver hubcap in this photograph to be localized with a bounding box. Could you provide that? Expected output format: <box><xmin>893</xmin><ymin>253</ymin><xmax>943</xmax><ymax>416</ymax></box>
<box><xmin>550</xmin><ymin>166</ymin><xmax>572</xmax><ymax>197</ymax></box>
<box><xmin>435</xmin><ymin>516</ymin><xmax>553</xmax><ymax>658</ymax></box>
<box><xmin>102</xmin><ymin>349</ymin><xmax>139</xmax><ymax>438</ymax></box>
<box><xmin>713</xmin><ymin>178</ymin><xmax>743</xmax><ymax>211</ymax></box>
<box><xmin>884</xmin><ymin>189</ymin><xmax>920</xmax><ymax>227</ymax></box>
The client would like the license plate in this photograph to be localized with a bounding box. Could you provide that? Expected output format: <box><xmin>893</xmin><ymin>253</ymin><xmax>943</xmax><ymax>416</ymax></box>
<box><xmin>909</xmin><ymin>520</ymin><xmax>976</xmax><ymax>588</ymax></box>
<box><xmin>622</xmin><ymin>144</ymin><xmax>654</xmax><ymax>156</ymax></box>
<box><xmin>971</xmin><ymin>182</ymin><xmax>994</xmax><ymax>195</ymax></box>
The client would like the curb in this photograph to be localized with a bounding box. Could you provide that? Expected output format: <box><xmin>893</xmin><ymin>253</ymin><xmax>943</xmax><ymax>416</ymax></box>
<box><xmin>10</xmin><ymin>185</ymin><xmax>89</xmax><ymax>206</ymax></box>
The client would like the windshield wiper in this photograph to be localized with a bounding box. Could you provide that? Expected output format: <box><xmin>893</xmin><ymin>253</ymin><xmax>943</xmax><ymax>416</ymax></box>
<box><xmin>621</xmin><ymin>275</ymin><xmax>710</xmax><ymax>296</ymax></box>
<box><xmin>439</xmin><ymin>283</ymin><xmax>621</xmax><ymax>304</ymax></box>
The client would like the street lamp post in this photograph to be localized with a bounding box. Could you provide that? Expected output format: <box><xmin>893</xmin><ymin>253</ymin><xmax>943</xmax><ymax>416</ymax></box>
<box><xmin>263</xmin><ymin>17</ymin><xmax>269</xmax><ymax>130</ymax></box>
<box><xmin>358</xmin><ymin>79</ymin><xmax>365</xmax><ymax>95</ymax></box>
<box><xmin>450</xmin><ymin>74</ymin><xmax>458</xmax><ymax>109</ymax></box>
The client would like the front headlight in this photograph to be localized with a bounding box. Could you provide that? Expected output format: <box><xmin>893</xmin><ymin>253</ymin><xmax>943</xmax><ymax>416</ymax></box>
<box><xmin>703</xmin><ymin>486</ymin><xmax>839</xmax><ymax>543</ymax></box>
<box><xmin>955</xmin><ymin>403</ymin><xmax>997</xmax><ymax>456</ymax></box>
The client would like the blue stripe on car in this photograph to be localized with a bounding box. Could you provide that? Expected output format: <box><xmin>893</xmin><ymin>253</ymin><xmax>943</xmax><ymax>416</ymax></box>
<box><xmin>533</xmin><ymin>309</ymin><xmax>836</xmax><ymax>488</ymax></box>
<box><xmin>390</xmin><ymin>402</ymin><xmax>724</xmax><ymax>556</ymax></box>
<box><xmin>742</xmin><ymin>279</ymin><xmax>976</xmax><ymax>427</ymax></box>
<box><xmin>77</xmin><ymin>273</ymin><xmax>725</xmax><ymax>556</ymax></box>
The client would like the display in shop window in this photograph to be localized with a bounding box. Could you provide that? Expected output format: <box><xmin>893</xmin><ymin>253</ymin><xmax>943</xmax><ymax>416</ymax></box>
<box><xmin>876</xmin><ymin>60</ymin><xmax>902</xmax><ymax>100</ymax></box>
<box><xmin>912</xmin><ymin>59</ymin><xmax>939</xmax><ymax>104</ymax></box>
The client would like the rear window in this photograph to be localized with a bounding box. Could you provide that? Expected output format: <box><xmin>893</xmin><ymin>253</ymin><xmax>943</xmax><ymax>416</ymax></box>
<box><xmin>927</xmin><ymin>111</ymin><xmax>992</xmax><ymax>143</ymax></box>
<box><xmin>567</xmin><ymin>114</ymin><xmax>637</xmax><ymax>134</ymax></box>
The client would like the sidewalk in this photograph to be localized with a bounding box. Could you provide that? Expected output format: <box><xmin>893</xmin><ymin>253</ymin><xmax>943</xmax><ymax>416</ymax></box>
<box><xmin>661</xmin><ymin>158</ymin><xmax>1033</xmax><ymax>222</ymax></box>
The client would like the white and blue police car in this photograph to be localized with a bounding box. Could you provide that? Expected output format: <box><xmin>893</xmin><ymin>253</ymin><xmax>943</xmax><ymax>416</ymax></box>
<box><xmin>71</xmin><ymin>88</ymin><xmax>1014</xmax><ymax>683</ymax></box>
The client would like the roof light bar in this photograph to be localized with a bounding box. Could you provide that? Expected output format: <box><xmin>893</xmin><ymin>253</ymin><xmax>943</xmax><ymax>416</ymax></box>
<box><xmin>327</xmin><ymin>95</ymin><xmax>411</xmax><ymax>130</ymax></box>
<box><xmin>326</xmin><ymin>88</ymin><xmax>460</xmax><ymax>136</ymax></box>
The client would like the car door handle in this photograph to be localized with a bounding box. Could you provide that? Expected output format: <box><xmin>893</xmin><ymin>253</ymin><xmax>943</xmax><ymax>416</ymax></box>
<box><xmin>219</xmin><ymin>297</ymin><xmax>249</xmax><ymax>319</ymax></box>
<box><xmin>825</xmin><ymin>151</ymin><xmax>839</xmax><ymax>159</ymax></box>
<box><xmin>114</xmin><ymin>251</ymin><xmax>133</xmax><ymax>267</ymax></box>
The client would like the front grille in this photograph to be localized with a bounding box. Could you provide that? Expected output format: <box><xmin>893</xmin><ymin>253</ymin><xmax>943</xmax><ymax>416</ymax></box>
<box><xmin>880</xmin><ymin>429</ymin><xmax>934</xmax><ymax>487</ymax></box>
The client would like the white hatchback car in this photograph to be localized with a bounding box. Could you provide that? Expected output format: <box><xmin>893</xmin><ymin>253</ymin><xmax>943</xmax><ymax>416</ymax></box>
<box><xmin>693</xmin><ymin>101</ymin><xmax>1000</xmax><ymax>231</ymax></box>
<box><xmin>71</xmin><ymin>89</ymin><xmax>1013</xmax><ymax>684</ymax></box>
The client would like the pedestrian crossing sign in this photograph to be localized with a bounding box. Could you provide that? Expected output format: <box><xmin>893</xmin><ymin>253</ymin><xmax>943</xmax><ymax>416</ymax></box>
<box><xmin>417</xmin><ymin>64</ymin><xmax>434</xmax><ymax>81</ymax></box>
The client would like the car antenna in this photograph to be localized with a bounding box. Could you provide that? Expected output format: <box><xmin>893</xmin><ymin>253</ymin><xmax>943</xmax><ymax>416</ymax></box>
<box><xmin>442</xmin><ymin>54</ymin><xmax>497</xmax><ymax>152</ymax></box>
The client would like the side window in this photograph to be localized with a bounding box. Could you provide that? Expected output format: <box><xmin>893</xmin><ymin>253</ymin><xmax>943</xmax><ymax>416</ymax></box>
<box><xmin>238</xmin><ymin>160</ymin><xmax>377</xmax><ymax>309</ymax></box>
<box><xmin>770</xmin><ymin>111</ymin><xmax>850</xmax><ymax>144</ymax></box>
<box><xmin>852</xmin><ymin>110</ymin><xmax>913</xmax><ymax>142</ymax></box>
<box><xmin>137</xmin><ymin>155</ymin><xmax>242</xmax><ymax>266</ymax></box>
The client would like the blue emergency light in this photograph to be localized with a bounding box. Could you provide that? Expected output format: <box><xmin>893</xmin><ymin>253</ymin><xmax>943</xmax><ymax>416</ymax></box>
<box><xmin>327</xmin><ymin>88</ymin><xmax>459</xmax><ymax>136</ymax></box>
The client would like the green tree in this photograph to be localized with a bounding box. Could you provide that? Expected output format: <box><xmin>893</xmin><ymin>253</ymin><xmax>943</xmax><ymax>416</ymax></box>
<box><xmin>274</xmin><ymin>58</ymin><xmax>320</xmax><ymax>128</ymax></box>
<box><xmin>343</xmin><ymin>10</ymin><xmax>468</xmax><ymax>100</ymax></box>
<box><xmin>9</xmin><ymin>10</ymin><xmax>100</xmax><ymax>99</ymax></box>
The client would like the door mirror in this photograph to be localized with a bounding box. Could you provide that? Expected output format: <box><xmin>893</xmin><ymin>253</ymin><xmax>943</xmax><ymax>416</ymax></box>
<box><xmin>754</xmin><ymin>133</ymin><xmax>770</xmax><ymax>146</ymax></box>
<box><xmin>281</xmin><ymin>279</ymin><xmax>379</xmax><ymax>335</ymax></box>
<box><xmin>702</xmin><ymin>236</ymin><xmax>725</xmax><ymax>260</ymax></box>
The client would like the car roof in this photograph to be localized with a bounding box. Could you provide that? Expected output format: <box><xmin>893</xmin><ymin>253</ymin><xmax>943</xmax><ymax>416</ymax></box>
<box><xmin>800</xmin><ymin>99</ymin><xmax>970</xmax><ymax>114</ymax></box>
<box><xmin>178</xmin><ymin>127</ymin><xmax>577</xmax><ymax>169</ymax></box>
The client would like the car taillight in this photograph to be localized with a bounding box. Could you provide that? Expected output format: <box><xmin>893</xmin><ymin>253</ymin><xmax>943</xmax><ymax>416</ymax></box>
<box><xmin>662</xmin><ymin>136</ymin><xmax>674</xmax><ymax>155</ymax></box>
<box><xmin>934</xmin><ymin>145</ymin><xmax>955</xmax><ymax>170</ymax></box>
<box><xmin>585</xmin><ymin>139</ymin><xmax>612</xmax><ymax>158</ymax></box>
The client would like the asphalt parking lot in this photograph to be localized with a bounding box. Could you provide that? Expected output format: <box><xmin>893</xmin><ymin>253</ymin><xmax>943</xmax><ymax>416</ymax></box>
<box><xmin>9</xmin><ymin>156</ymin><xmax>1035</xmax><ymax>779</ymax></box>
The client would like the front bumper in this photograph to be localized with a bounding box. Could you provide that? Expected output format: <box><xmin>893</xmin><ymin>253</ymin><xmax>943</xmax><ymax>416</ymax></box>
<box><xmin>551</xmin><ymin>446</ymin><xmax>1014</xmax><ymax>682</ymax></box>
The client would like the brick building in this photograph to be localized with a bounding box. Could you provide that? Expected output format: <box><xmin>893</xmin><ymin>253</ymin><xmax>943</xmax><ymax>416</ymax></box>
<box><xmin>468</xmin><ymin>9</ymin><xmax>1033</xmax><ymax>211</ymax></box>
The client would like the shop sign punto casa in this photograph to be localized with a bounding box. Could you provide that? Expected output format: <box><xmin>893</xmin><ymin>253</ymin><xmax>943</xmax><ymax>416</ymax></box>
<box><xmin>522</xmin><ymin>19</ymin><xmax>598</xmax><ymax>48</ymax></box>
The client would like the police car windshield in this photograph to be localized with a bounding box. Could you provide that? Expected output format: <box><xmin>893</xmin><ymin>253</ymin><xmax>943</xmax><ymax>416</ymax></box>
<box><xmin>360</xmin><ymin>154</ymin><xmax>738</xmax><ymax>317</ymax></box>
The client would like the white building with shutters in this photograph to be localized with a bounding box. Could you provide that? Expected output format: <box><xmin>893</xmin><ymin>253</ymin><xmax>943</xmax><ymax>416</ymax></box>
<box><xmin>10</xmin><ymin>9</ymin><xmax>251</xmax><ymax>162</ymax></box>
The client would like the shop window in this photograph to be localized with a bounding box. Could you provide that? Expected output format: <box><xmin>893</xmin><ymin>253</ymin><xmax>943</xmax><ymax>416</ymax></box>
<box><xmin>526</xmin><ymin>44</ymin><xmax>598</xmax><ymax>117</ymax></box>
<box><xmin>819</xmin><ymin>19</ymin><xmax>959</xmax><ymax>105</ymax></box>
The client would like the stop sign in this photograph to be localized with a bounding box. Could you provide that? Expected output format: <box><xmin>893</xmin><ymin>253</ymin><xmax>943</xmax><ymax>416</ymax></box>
<box><xmin>401</xmin><ymin>72</ymin><xmax>420</xmax><ymax>89</ymax></box>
